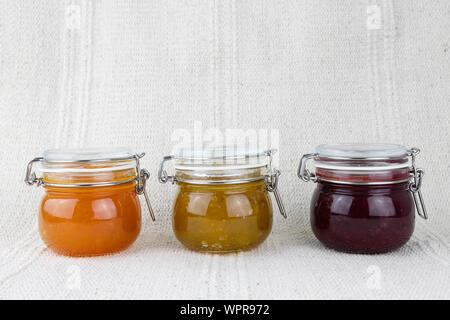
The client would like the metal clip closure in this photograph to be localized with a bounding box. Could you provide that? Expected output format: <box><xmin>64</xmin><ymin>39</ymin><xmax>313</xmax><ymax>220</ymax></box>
<box><xmin>134</xmin><ymin>154</ymin><xmax>156</xmax><ymax>221</ymax></box>
<box><xmin>266</xmin><ymin>169</ymin><xmax>287</xmax><ymax>219</ymax></box>
<box><xmin>408</xmin><ymin>148</ymin><xmax>427</xmax><ymax>220</ymax></box>
<box><xmin>265</xmin><ymin>150</ymin><xmax>287</xmax><ymax>218</ymax></box>
<box><xmin>158</xmin><ymin>156</ymin><xmax>176</xmax><ymax>184</ymax></box>
<box><xmin>25</xmin><ymin>157</ymin><xmax>44</xmax><ymax>186</ymax></box>
<box><xmin>297</xmin><ymin>153</ymin><xmax>318</xmax><ymax>182</ymax></box>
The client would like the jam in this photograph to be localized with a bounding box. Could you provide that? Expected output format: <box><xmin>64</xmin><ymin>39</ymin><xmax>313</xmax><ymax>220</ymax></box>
<box><xmin>299</xmin><ymin>144</ymin><xmax>427</xmax><ymax>254</ymax></box>
<box><xmin>311</xmin><ymin>181</ymin><xmax>414</xmax><ymax>253</ymax></box>
<box><xmin>40</xmin><ymin>182</ymin><xmax>141</xmax><ymax>256</ymax></box>
<box><xmin>160</xmin><ymin>147</ymin><xmax>285</xmax><ymax>253</ymax></box>
<box><xmin>25</xmin><ymin>149</ymin><xmax>153</xmax><ymax>257</ymax></box>
<box><xmin>173</xmin><ymin>180</ymin><xmax>272</xmax><ymax>252</ymax></box>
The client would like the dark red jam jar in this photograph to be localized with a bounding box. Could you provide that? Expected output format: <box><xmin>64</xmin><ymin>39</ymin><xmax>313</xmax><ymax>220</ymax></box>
<box><xmin>298</xmin><ymin>143</ymin><xmax>427</xmax><ymax>254</ymax></box>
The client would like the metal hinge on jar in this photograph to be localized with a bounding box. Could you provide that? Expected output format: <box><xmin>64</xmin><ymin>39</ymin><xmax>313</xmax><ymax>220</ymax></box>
<box><xmin>265</xmin><ymin>168</ymin><xmax>287</xmax><ymax>219</ymax></box>
<box><xmin>408</xmin><ymin>148</ymin><xmax>428</xmax><ymax>220</ymax></box>
<box><xmin>264</xmin><ymin>149</ymin><xmax>287</xmax><ymax>219</ymax></box>
<box><xmin>25</xmin><ymin>157</ymin><xmax>44</xmax><ymax>186</ymax></box>
<box><xmin>297</xmin><ymin>153</ymin><xmax>319</xmax><ymax>183</ymax></box>
<box><xmin>134</xmin><ymin>153</ymin><xmax>156</xmax><ymax>221</ymax></box>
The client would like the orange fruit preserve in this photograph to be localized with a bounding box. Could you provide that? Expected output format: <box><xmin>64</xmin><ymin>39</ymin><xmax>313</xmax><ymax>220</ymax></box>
<box><xmin>40</xmin><ymin>182</ymin><xmax>141</xmax><ymax>257</ymax></box>
<box><xmin>26</xmin><ymin>148</ymin><xmax>149</xmax><ymax>257</ymax></box>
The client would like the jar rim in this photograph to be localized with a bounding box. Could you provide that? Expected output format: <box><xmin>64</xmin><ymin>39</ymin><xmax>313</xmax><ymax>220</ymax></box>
<box><xmin>313</xmin><ymin>160</ymin><xmax>410</xmax><ymax>171</ymax></box>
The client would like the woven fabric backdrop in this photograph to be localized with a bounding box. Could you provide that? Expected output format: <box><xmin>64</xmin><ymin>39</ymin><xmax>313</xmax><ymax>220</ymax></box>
<box><xmin>0</xmin><ymin>0</ymin><xmax>449</xmax><ymax>299</ymax></box>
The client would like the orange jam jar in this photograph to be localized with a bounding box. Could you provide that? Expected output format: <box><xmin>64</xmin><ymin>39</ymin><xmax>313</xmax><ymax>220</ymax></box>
<box><xmin>25</xmin><ymin>148</ymin><xmax>155</xmax><ymax>257</ymax></box>
<box><xmin>158</xmin><ymin>147</ymin><xmax>287</xmax><ymax>253</ymax></box>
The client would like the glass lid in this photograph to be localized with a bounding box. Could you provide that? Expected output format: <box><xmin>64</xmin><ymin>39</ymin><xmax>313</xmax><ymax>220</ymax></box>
<box><xmin>40</xmin><ymin>147</ymin><xmax>138</xmax><ymax>173</ymax></box>
<box><xmin>316</xmin><ymin>143</ymin><xmax>409</xmax><ymax>160</ymax></box>
<box><xmin>43</xmin><ymin>147</ymin><xmax>136</xmax><ymax>163</ymax></box>
<box><xmin>172</xmin><ymin>146</ymin><xmax>271</xmax><ymax>171</ymax></box>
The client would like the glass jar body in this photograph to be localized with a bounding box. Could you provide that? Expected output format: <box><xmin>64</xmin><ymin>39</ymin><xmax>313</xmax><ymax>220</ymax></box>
<box><xmin>310</xmin><ymin>181</ymin><xmax>414</xmax><ymax>253</ymax></box>
<box><xmin>39</xmin><ymin>182</ymin><xmax>141</xmax><ymax>256</ymax></box>
<box><xmin>173</xmin><ymin>180</ymin><xmax>273</xmax><ymax>252</ymax></box>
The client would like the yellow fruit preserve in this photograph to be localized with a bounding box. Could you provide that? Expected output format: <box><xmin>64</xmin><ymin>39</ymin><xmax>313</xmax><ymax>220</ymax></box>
<box><xmin>159</xmin><ymin>147</ymin><xmax>286</xmax><ymax>253</ymax></box>
<box><xmin>173</xmin><ymin>180</ymin><xmax>273</xmax><ymax>252</ymax></box>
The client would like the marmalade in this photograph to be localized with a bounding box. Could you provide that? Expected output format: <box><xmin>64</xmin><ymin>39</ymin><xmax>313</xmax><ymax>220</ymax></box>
<box><xmin>25</xmin><ymin>149</ymin><xmax>151</xmax><ymax>257</ymax></box>
<box><xmin>159</xmin><ymin>147</ymin><xmax>285</xmax><ymax>253</ymax></box>
<box><xmin>173</xmin><ymin>180</ymin><xmax>272</xmax><ymax>252</ymax></box>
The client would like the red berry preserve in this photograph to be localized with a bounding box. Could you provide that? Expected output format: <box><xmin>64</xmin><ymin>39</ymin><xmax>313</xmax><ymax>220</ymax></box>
<box><xmin>298</xmin><ymin>143</ymin><xmax>427</xmax><ymax>254</ymax></box>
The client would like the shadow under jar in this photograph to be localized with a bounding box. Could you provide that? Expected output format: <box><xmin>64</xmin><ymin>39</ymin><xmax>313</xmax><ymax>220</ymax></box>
<box><xmin>298</xmin><ymin>143</ymin><xmax>428</xmax><ymax>254</ymax></box>
<box><xmin>25</xmin><ymin>148</ymin><xmax>155</xmax><ymax>257</ymax></box>
<box><xmin>159</xmin><ymin>147</ymin><xmax>287</xmax><ymax>253</ymax></box>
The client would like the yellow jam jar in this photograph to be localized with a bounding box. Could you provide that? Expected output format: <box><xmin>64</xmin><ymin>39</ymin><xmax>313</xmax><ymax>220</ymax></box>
<box><xmin>158</xmin><ymin>147</ymin><xmax>287</xmax><ymax>253</ymax></box>
<box><xmin>25</xmin><ymin>148</ymin><xmax>155</xmax><ymax>257</ymax></box>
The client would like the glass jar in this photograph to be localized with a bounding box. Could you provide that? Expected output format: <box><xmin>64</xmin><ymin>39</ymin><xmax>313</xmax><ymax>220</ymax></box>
<box><xmin>158</xmin><ymin>147</ymin><xmax>287</xmax><ymax>253</ymax></box>
<box><xmin>25</xmin><ymin>148</ymin><xmax>155</xmax><ymax>257</ymax></box>
<box><xmin>298</xmin><ymin>143</ymin><xmax>428</xmax><ymax>254</ymax></box>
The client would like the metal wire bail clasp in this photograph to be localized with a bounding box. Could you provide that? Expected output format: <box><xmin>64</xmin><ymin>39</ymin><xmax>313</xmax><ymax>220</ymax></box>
<box><xmin>265</xmin><ymin>150</ymin><xmax>287</xmax><ymax>219</ymax></box>
<box><xmin>266</xmin><ymin>169</ymin><xmax>287</xmax><ymax>219</ymax></box>
<box><xmin>408</xmin><ymin>148</ymin><xmax>428</xmax><ymax>220</ymax></box>
<box><xmin>298</xmin><ymin>153</ymin><xmax>318</xmax><ymax>182</ymax></box>
<box><xmin>25</xmin><ymin>157</ymin><xmax>44</xmax><ymax>186</ymax></box>
<box><xmin>134</xmin><ymin>153</ymin><xmax>155</xmax><ymax>221</ymax></box>
<box><xmin>158</xmin><ymin>155</ymin><xmax>176</xmax><ymax>184</ymax></box>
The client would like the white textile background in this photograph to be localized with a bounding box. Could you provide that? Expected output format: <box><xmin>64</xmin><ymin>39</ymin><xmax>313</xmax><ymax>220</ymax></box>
<box><xmin>0</xmin><ymin>0</ymin><xmax>449</xmax><ymax>299</ymax></box>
